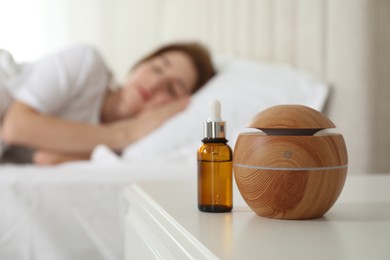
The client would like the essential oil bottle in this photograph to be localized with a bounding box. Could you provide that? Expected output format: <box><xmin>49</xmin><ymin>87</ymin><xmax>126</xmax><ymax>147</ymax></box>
<box><xmin>197</xmin><ymin>99</ymin><xmax>233</xmax><ymax>213</ymax></box>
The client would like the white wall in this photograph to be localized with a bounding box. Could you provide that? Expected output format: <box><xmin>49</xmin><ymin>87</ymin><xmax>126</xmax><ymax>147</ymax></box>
<box><xmin>0</xmin><ymin>0</ymin><xmax>136</xmax><ymax>80</ymax></box>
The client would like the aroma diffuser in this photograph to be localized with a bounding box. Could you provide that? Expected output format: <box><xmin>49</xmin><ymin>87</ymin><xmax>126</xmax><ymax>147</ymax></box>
<box><xmin>233</xmin><ymin>105</ymin><xmax>348</xmax><ymax>220</ymax></box>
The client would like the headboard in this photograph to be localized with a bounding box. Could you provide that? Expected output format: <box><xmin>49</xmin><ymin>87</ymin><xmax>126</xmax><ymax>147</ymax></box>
<box><xmin>102</xmin><ymin>0</ymin><xmax>389</xmax><ymax>174</ymax></box>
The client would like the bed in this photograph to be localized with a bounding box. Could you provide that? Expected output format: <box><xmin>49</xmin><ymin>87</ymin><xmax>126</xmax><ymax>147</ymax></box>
<box><xmin>1</xmin><ymin>0</ymin><xmax>389</xmax><ymax>259</ymax></box>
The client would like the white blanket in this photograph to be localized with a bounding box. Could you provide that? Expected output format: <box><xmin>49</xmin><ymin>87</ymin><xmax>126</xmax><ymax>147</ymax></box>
<box><xmin>0</xmin><ymin>160</ymin><xmax>196</xmax><ymax>260</ymax></box>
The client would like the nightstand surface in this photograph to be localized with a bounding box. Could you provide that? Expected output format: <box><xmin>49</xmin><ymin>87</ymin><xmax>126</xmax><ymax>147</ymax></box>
<box><xmin>125</xmin><ymin>174</ymin><xmax>390</xmax><ymax>260</ymax></box>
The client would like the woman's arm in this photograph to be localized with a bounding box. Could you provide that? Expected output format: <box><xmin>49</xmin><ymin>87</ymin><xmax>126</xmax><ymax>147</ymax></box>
<box><xmin>2</xmin><ymin>101</ymin><xmax>124</xmax><ymax>153</ymax></box>
<box><xmin>2</xmin><ymin>98</ymin><xmax>189</xmax><ymax>155</ymax></box>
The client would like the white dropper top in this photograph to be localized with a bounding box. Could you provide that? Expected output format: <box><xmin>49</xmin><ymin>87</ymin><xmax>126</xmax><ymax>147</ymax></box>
<box><xmin>204</xmin><ymin>99</ymin><xmax>226</xmax><ymax>139</ymax></box>
<box><xmin>208</xmin><ymin>99</ymin><xmax>222</xmax><ymax>122</ymax></box>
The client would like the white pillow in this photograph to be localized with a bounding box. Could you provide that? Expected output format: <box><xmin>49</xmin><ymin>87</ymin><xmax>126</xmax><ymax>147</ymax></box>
<box><xmin>122</xmin><ymin>58</ymin><xmax>329</xmax><ymax>162</ymax></box>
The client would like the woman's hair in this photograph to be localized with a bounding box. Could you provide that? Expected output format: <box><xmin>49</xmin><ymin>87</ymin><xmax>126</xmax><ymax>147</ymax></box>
<box><xmin>134</xmin><ymin>42</ymin><xmax>216</xmax><ymax>93</ymax></box>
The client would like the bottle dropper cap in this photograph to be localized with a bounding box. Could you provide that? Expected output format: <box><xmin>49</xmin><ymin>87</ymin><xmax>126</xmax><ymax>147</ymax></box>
<box><xmin>204</xmin><ymin>99</ymin><xmax>226</xmax><ymax>139</ymax></box>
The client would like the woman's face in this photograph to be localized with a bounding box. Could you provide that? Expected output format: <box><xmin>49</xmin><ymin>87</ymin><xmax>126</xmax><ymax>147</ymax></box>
<box><xmin>120</xmin><ymin>50</ymin><xmax>197</xmax><ymax>116</ymax></box>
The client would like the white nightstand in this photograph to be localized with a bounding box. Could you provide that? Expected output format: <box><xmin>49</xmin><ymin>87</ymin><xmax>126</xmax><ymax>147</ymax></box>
<box><xmin>124</xmin><ymin>175</ymin><xmax>390</xmax><ymax>260</ymax></box>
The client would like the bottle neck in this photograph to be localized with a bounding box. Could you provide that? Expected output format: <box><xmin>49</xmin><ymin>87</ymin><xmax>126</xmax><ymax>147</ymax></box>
<box><xmin>202</xmin><ymin>137</ymin><xmax>228</xmax><ymax>144</ymax></box>
<box><xmin>204</xmin><ymin>121</ymin><xmax>226</xmax><ymax>139</ymax></box>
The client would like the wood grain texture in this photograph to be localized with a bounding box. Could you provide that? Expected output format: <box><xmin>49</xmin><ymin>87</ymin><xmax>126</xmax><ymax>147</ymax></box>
<box><xmin>234</xmin><ymin>133</ymin><xmax>347</xmax><ymax>168</ymax></box>
<box><xmin>233</xmin><ymin>132</ymin><xmax>348</xmax><ymax>219</ymax></box>
<box><xmin>233</xmin><ymin>167</ymin><xmax>347</xmax><ymax>219</ymax></box>
<box><xmin>246</xmin><ymin>104</ymin><xmax>335</xmax><ymax>130</ymax></box>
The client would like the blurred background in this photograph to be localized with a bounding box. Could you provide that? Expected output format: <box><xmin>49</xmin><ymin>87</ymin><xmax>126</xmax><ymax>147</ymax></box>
<box><xmin>1</xmin><ymin>0</ymin><xmax>389</xmax><ymax>173</ymax></box>
<box><xmin>1</xmin><ymin>0</ymin><xmax>247</xmax><ymax>80</ymax></box>
<box><xmin>0</xmin><ymin>0</ymin><xmax>162</xmax><ymax>80</ymax></box>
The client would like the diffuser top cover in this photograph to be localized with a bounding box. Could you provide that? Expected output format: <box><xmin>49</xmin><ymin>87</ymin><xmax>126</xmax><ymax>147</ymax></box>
<box><xmin>246</xmin><ymin>104</ymin><xmax>335</xmax><ymax>135</ymax></box>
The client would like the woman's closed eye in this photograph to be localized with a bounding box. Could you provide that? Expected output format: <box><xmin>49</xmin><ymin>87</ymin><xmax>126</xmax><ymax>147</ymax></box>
<box><xmin>151</xmin><ymin>64</ymin><xmax>163</xmax><ymax>74</ymax></box>
<box><xmin>166</xmin><ymin>82</ymin><xmax>180</xmax><ymax>97</ymax></box>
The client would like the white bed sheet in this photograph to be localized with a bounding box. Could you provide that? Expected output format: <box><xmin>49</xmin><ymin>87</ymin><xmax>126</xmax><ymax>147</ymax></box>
<box><xmin>0</xmin><ymin>160</ymin><xmax>197</xmax><ymax>260</ymax></box>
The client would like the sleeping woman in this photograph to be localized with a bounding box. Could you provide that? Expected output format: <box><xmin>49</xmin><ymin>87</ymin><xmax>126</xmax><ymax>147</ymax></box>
<box><xmin>0</xmin><ymin>42</ymin><xmax>215</xmax><ymax>165</ymax></box>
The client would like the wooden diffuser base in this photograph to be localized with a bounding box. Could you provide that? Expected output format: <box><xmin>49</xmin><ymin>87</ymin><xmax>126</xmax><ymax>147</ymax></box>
<box><xmin>233</xmin><ymin>105</ymin><xmax>348</xmax><ymax>220</ymax></box>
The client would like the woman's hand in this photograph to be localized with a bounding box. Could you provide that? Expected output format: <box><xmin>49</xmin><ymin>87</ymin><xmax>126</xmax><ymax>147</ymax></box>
<box><xmin>109</xmin><ymin>96</ymin><xmax>190</xmax><ymax>145</ymax></box>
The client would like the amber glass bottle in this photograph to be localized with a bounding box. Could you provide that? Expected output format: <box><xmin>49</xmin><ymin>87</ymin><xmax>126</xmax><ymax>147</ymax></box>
<box><xmin>197</xmin><ymin>100</ymin><xmax>233</xmax><ymax>213</ymax></box>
